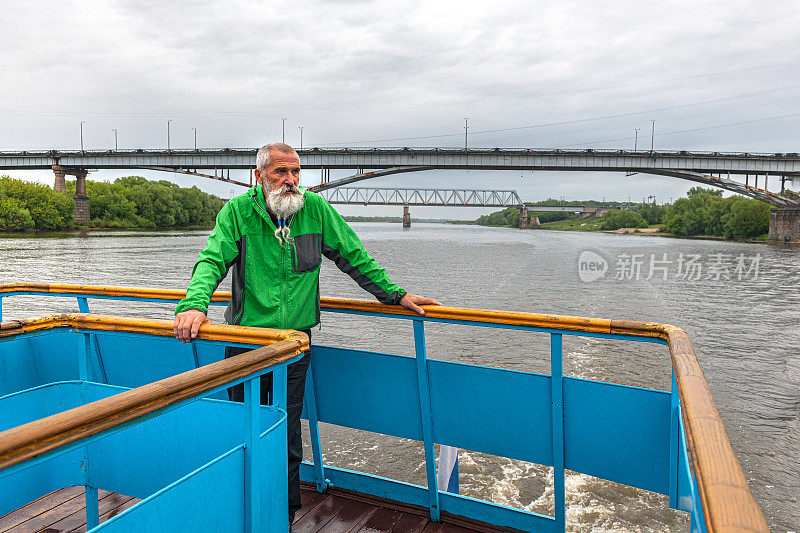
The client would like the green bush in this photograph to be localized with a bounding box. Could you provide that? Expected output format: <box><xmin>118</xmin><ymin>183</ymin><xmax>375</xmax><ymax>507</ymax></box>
<box><xmin>599</xmin><ymin>210</ymin><xmax>647</xmax><ymax>230</ymax></box>
<box><xmin>0</xmin><ymin>176</ymin><xmax>74</xmax><ymax>231</ymax></box>
<box><xmin>661</xmin><ymin>190</ymin><xmax>769</xmax><ymax>238</ymax></box>
<box><xmin>0</xmin><ymin>195</ymin><xmax>35</xmax><ymax>231</ymax></box>
<box><xmin>638</xmin><ymin>203</ymin><xmax>667</xmax><ymax>224</ymax></box>
<box><xmin>67</xmin><ymin>176</ymin><xmax>223</xmax><ymax>229</ymax></box>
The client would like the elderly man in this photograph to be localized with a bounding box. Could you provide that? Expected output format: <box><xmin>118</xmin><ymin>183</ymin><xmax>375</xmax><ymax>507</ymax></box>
<box><xmin>173</xmin><ymin>142</ymin><xmax>439</xmax><ymax>529</ymax></box>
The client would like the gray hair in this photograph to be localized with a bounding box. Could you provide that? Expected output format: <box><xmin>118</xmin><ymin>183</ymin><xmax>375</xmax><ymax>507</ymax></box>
<box><xmin>256</xmin><ymin>143</ymin><xmax>297</xmax><ymax>171</ymax></box>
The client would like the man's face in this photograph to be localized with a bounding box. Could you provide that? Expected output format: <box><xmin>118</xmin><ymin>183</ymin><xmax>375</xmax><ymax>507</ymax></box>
<box><xmin>257</xmin><ymin>150</ymin><xmax>301</xmax><ymax>193</ymax></box>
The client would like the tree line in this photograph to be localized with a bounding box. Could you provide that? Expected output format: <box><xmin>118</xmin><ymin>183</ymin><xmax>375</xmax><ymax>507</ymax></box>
<box><xmin>0</xmin><ymin>176</ymin><xmax>224</xmax><ymax>232</ymax></box>
<box><xmin>472</xmin><ymin>187</ymin><xmax>773</xmax><ymax>239</ymax></box>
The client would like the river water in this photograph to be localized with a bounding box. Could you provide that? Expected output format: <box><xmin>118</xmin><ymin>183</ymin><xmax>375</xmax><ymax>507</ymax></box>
<box><xmin>0</xmin><ymin>224</ymin><xmax>798</xmax><ymax>531</ymax></box>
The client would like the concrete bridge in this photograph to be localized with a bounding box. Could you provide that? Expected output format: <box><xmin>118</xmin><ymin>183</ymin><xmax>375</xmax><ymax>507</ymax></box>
<box><xmin>2</xmin><ymin>147</ymin><xmax>799</xmax><ymax>238</ymax></box>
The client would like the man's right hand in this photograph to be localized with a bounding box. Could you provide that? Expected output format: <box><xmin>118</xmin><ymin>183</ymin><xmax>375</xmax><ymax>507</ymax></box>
<box><xmin>173</xmin><ymin>309</ymin><xmax>212</xmax><ymax>343</ymax></box>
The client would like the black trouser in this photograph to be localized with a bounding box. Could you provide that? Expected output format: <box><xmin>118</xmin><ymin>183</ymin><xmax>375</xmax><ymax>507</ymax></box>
<box><xmin>225</xmin><ymin>330</ymin><xmax>311</xmax><ymax>524</ymax></box>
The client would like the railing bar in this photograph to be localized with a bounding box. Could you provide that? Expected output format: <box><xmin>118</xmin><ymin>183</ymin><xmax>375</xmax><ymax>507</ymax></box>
<box><xmin>244</xmin><ymin>376</ymin><xmax>262</xmax><ymax>533</ymax></box>
<box><xmin>92</xmin><ymin>334</ymin><xmax>108</xmax><ymax>384</ymax></box>
<box><xmin>550</xmin><ymin>333</ymin><xmax>565</xmax><ymax>531</ymax></box>
<box><xmin>76</xmin><ymin>296</ymin><xmax>90</xmax><ymax>314</ymax></box>
<box><xmin>191</xmin><ymin>343</ymin><xmax>201</xmax><ymax>370</ymax></box>
<box><xmin>0</xmin><ymin>295</ymin><xmax>4</xmax><ymax>322</ymax></box>
<box><xmin>669</xmin><ymin>371</ymin><xmax>679</xmax><ymax>509</ymax></box>
<box><xmin>304</xmin><ymin>348</ymin><xmax>328</xmax><ymax>492</ymax></box>
<box><xmin>413</xmin><ymin>319</ymin><xmax>440</xmax><ymax>521</ymax></box>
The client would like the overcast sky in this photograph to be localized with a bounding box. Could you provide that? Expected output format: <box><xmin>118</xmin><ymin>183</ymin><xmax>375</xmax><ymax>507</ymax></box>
<box><xmin>2</xmin><ymin>0</ymin><xmax>799</xmax><ymax>218</ymax></box>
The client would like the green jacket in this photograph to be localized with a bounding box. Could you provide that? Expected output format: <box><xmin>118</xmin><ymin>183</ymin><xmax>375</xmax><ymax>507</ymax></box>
<box><xmin>175</xmin><ymin>184</ymin><xmax>406</xmax><ymax>330</ymax></box>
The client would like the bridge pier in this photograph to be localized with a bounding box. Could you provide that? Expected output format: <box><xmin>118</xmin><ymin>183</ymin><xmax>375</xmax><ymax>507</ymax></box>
<box><xmin>519</xmin><ymin>207</ymin><xmax>528</xmax><ymax>228</ymax></box>
<box><xmin>403</xmin><ymin>205</ymin><xmax>411</xmax><ymax>228</ymax></box>
<box><xmin>53</xmin><ymin>167</ymin><xmax>66</xmax><ymax>193</ymax></box>
<box><xmin>769</xmin><ymin>208</ymin><xmax>800</xmax><ymax>242</ymax></box>
<box><xmin>52</xmin><ymin>166</ymin><xmax>90</xmax><ymax>223</ymax></box>
<box><xmin>72</xmin><ymin>170</ymin><xmax>90</xmax><ymax>224</ymax></box>
<box><xmin>530</xmin><ymin>216</ymin><xmax>541</xmax><ymax>228</ymax></box>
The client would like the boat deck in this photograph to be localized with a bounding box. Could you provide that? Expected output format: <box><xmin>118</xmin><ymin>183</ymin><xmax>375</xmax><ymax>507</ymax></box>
<box><xmin>0</xmin><ymin>482</ymin><xmax>524</xmax><ymax>532</ymax></box>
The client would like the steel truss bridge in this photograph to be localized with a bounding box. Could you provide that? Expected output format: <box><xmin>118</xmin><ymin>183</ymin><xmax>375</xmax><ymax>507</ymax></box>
<box><xmin>320</xmin><ymin>187</ymin><xmax>523</xmax><ymax>207</ymax></box>
<box><xmin>2</xmin><ymin>147</ymin><xmax>799</xmax><ymax>207</ymax></box>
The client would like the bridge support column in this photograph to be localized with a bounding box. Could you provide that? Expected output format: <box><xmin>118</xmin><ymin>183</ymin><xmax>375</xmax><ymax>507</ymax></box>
<box><xmin>530</xmin><ymin>216</ymin><xmax>541</xmax><ymax>229</ymax></box>
<box><xmin>403</xmin><ymin>205</ymin><xmax>411</xmax><ymax>228</ymax></box>
<box><xmin>53</xmin><ymin>166</ymin><xmax>66</xmax><ymax>193</ymax></box>
<box><xmin>769</xmin><ymin>208</ymin><xmax>800</xmax><ymax>242</ymax></box>
<box><xmin>72</xmin><ymin>170</ymin><xmax>90</xmax><ymax>224</ymax></box>
<box><xmin>519</xmin><ymin>206</ymin><xmax>528</xmax><ymax>229</ymax></box>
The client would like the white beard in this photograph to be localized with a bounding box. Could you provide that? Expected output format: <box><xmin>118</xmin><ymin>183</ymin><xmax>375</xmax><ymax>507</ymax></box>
<box><xmin>267</xmin><ymin>185</ymin><xmax>305</xmax><ymax>218</ymax></box>
<box><xmin>267</xmin><ymin>184</ymin><xmax>304</xmax><ymax>243</ymax></box>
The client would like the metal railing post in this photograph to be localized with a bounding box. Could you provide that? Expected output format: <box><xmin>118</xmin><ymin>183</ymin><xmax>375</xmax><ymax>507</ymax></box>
<box><xmin>304</xmin><ymin>348</ymin><xmax>328</xmax><ymax>492</ymax></box>
<box><xmin>78</xmin><ymin>332</ymin><xmax>100</xmax><ymax>529</ymax></box>
<box><xmin>0</xmin><ymin>295</ymin><xmax>3</xmax><ymax>322</ymax></box>
<box><xmin>413</xmin><ymin>319</ymin><xmax>440</xmax><ymax>521</ymax></box>
<box><xmin>551</xmin><ymin>333</ymin><xmax>565</xmax><ymax>531</ymax></box>
<box><xmin>669</xmin><ymin>371</ymin><xmax>680</xmax><ymax>509</ymax></box>
<box><xmin>77</xmin><ymin>296</ymin><xmax>90</xmax><ymax>313</ymax></box>
<box><xmin>244</xmin><ymin>376</ymin><xmax>262</xmax><ymax>533</ymax></box>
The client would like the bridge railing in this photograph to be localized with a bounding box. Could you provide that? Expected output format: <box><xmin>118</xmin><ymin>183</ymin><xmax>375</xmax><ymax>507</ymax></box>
<box><xmin>1</xmin><ymin>147</ymin><xmax>798</xmax><ymax>158</ymax></box>
<box><xmin>0</xmin><ymin>283</ymin><xmax>768</xmax><ymax>532</ymax></box>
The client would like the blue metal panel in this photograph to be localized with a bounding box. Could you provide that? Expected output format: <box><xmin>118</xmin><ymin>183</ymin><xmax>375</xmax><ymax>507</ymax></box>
<box><xmin>427</xmin><ymin>359</ymin><xmax>553</xmax><ymax>464</ymax></box>
<box><xmin>563</xmin><ymin>376</ymin><xmax>671</xmax><ymax>494</ymax></box>
<box><xmin>0</xmin><ymin>451</ymin><xmax>83</xmax><ymax>517</ymax></box>
<box><xmin>92</xmin><ymin>447</ymin><xmax>247</xmax><ymax>533</ymax></box>
<box><xmin>307</xmin><ymin>345</ymin><xmax>422</xmax><ymax>440</ymax></box>
<box><xmin>550</xmin><ymin>334</ymin><xmax>565</xmax><ymax>531</ymax></box>
<box><xmin>90</xmin><ymin>333</ymin><xmax>198</xmax><ymax>388</ymax></box>
<box><xmin>87</xmin><ymin>385</ymin><xmax>285</xmax><ymax>500</ymax></box>
<box><xmin>0</xmin><ymin>331</ymin><xmax>78</xmax><ymax>395</ymax></box>
<box><xmin>0</xmin><ymin>381</ymin><xmax>87</xmax><ymax>431</ymax></box>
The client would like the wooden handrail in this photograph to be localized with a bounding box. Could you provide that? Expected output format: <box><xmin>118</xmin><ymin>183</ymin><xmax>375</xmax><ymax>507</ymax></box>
<box><xmin>0</xmin><ymin>283</ymin><xmax>768</xmax><ymax>531</ymax></box>
<box><xmin>0</xmin><ymin>314</ymin><xmax>308</xmax><ymax>472</ymax></box>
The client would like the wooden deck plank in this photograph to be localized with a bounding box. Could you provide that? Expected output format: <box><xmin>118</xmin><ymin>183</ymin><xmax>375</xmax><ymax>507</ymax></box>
<box><xmin>21</xmin><ymin>492</ymin><xmax>131</xmax><ymax>533</ymax></box>
<box><xmin>295</xmin><ymin>490</ymin><xmax>328</xmax><ymax>524</ymax></box>
<box><xmin>318</xmin><ymin>500</ymin><xmax>375</xmax><ymax>532</ymax></box>
<box><xmin>354</xmin><ymin>507</ymin><xmax>404</xmax><ymax>533</ymax></box>
<box><xmin>2</xmin><ymin>490</ymin><xmax>91</xmax><ymax>533</ymax></box>
<box><xmin>389</xmin><ymin>514</ymin><xmax>428</xmax><ymax>533</ymax></box>
<box><xmin>294</xmin><ymin>494</ymin><xmax>349</xmax><ymax>533</ymax></box>
<box><xmin>0</xmin><ymin>487</ymin><xmax>83</xmax><ymax>532</ymax></box>
<box><xmin>68</xmin><ymin>497</ymin><xmax>140</xmax><ymax>533</ymax></box>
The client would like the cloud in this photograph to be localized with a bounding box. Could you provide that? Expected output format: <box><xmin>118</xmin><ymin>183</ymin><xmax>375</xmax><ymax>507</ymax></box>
<box><xmin>1</xmin><ymin>0</ymin><xmax>799</xmax><ymax>209</ymax></box>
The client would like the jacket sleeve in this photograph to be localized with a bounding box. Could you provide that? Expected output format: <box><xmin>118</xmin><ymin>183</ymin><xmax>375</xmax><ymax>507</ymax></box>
<box><xmin>319</xmin><ymin>198</ymin><xmax>406</xmax><ymax>305</ymax></box>
<box><xmin>175</xmin><ymin>202</ymin><xmax>242</xmax><ymax>315</ymax></box>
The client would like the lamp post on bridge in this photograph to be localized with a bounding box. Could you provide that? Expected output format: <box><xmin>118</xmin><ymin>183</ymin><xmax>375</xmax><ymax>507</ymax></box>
<box><xmin>167</xmin><ymin>120</ymin><xmax>172</xmax><ymax>152</ymax></box>
<box><xmin>192</xmin><ymin>128</ymin><xmax>197</xmax><ymax>150</ymax></box>
<box><xmin>80</xmin><ymin>121</ymin><xmax>85</xmax><ymax>152</ymax></box>
<box><xmin>634</xmin><ymin>128</ymin><xmax>640</xmax><ymax>151</ymax></box>
<box><xmin>464</xmin><ymin>118</ymin><xmax>469</xmax><ymax>151</ymax></box>
<box><xmin>282</xmin><ymin>117</ymin><xmax>287</xmax><ymax>143</ymax></box>
<box><xmin>650</xmin><ymin>120</ymin><xmax>655</xmax><ymax>153</ymax></box>
<box><xmin>298</xmin><ymin>126</ymin><xmax>303</xmax><ymax>150</ymax></box>
<box><xmin>112</xmin><ymin>129</ymin><xmax>118</xmax><ymax>151</ymax></box>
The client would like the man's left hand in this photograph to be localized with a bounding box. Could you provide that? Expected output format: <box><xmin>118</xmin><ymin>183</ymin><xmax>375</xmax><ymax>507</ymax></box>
<box><xmin>399</xmin><ymin>293</ymin><xmax>442</xmax><ymax>316</ymax></box>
